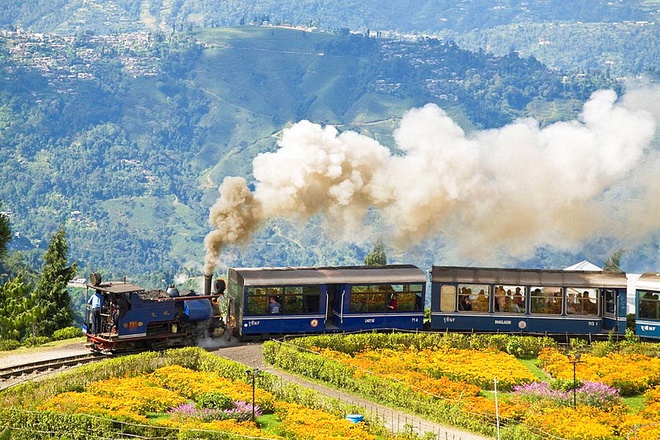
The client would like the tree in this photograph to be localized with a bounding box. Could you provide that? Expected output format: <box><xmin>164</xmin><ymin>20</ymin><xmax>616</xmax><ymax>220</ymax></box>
<box><xmin>0</xmin><ymin>201</ymin><xmax>11</xmax><ymax>261</ymax></box>
<box><xmin>604</xmin><ymin>249</ymin><xmax>626</xmax><ymax>272</ymax></box>
<box><xmin>0</xmin><ymin>274</ymin><xmax>38</xmax><ymax>341</ymax></box>
<box><xmin>364</xmin><ymin>238</ymin><xmax>387</xmax><ymax>266</ymax></box>
<box><xmin>33</xmin><ymin>226</ymin><xmax>77</xmax><ymax>336</ymax></box>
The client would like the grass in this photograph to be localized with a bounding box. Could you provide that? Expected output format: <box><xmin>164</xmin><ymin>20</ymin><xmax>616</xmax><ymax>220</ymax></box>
<box><xmin>519</xmin><ymin>357</ymin><xmax>551</xmax><ymax>381</ymax></box>
<box><xmin>623</xmin><ymin>395</ymin><xmax>646</xmax><ymax>412</ymax></box>
<box><xmin>256</xmin><ymin>413</ymin><xmax>280</xmax><ymax>433</ymax></box>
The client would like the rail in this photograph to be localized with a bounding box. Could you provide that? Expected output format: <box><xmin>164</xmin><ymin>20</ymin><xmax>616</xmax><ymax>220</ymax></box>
<box><xmin>0</xmin><ymin>353</ymin><xmax>107</xmax><ymax>391</ymax></box>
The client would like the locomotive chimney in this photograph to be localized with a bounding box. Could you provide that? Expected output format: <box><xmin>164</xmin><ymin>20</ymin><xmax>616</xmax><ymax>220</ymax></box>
<box><xmin>204</xmin><ymin>275</ymin><xmax>212</xmax><ymax>297</ymax></box>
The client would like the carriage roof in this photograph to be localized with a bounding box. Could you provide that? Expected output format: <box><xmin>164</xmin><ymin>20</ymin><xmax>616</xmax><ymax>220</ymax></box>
<box><xmin>431</xmin><ymin>266</ymin><xmax>627</xmax><ymax>288</ymax></box>
<box><xmin>230</xmin><ymin>265</ymin><xmax>426</xmax><ymax>286</ymax></box>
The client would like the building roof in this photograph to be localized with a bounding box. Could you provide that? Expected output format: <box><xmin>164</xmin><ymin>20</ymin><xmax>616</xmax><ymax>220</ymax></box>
<box><xmin>564</xmin><ymin>260</ymin><xmax>602</xmax><ymax>271</ymax></box>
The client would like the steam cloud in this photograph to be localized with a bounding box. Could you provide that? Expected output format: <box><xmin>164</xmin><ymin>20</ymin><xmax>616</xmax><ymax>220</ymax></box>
<box><xmin>204</xmin><ymin>87</ymin><xmax>658</xmax><ymax>275</ymax></box>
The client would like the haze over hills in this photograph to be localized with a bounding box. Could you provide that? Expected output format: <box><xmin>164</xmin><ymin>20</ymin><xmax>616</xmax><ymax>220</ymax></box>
<box><xmin>0</xmin><ymin>1</ymin><xmax>658</xmax><ymax>286</ymax></box>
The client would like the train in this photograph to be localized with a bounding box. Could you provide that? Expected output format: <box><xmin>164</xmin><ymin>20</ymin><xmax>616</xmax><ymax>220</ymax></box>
<box><xmin>83</xmin><ymin>273</ymin><xmax>228</xmax><ymax>353</ymax></box>
<box><xmin>83</xmin><ymin>264</ymin><xmax>660</xmax><ymax>353</ymax></box>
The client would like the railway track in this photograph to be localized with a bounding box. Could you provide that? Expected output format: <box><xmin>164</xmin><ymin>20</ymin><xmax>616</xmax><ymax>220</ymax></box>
<box><xmin>0</xmin><ymin>353</ymin><xmax>107</xmax><ymax>391</ymax></box>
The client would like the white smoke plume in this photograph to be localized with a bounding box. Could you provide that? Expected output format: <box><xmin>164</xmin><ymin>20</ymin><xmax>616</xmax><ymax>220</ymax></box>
<box><xmin>204</xmin><ymin>87</ymin><xmax>658</xmax><ymax>274</ymax></box>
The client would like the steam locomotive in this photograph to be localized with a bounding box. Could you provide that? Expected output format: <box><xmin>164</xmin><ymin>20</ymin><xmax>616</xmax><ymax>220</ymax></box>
<box><xmin>83</xmin><ymin>265</ymin><xmax>660</xmax><ymax>353</ymax></box>
<box><xmin>83</xmin><ymin>273</ymin><xmax>227</xmax><ymax>353</ymax></box>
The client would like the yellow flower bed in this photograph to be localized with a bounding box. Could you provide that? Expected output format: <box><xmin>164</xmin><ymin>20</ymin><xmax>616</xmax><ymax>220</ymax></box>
<box><xmin>275</xmin><ymin>401</ymin><xmax>376</xmax><ymax>440</ymax></box>
<box><xmin>39</xmin><ymin>365</ymin><xmax>371</xmax><ymax>439</ymax></box>
<box><xmin>538</xmin><ymin>348</ymin><xmax>660</xmax><ymax>395</ymax></box>
<box><xmin>321</xmin><ymin>346</ymin><xmax>535</xmax><ymax>391</ymax></box>
<box><xmin>311</xmin><ymin>343</ymin><xmax>660</xmax><ymax>436</ymax></box>
<box><xmin>524</xmin><ymin>406</ymin><xmax>624</xmax><ymax>440</ymax></box>
<box><xmin>318</xmin><ymin>346</ymin><xmax>530</xmax><ymax>420</ymax></box>
<box><xmin>149</xmin><ymin>364</ymin><xmax>277</xmax><ymax>411</ymax></box>
<box><xmin>39</xmin><ymin>390</ymin><xmax>151</xmax><ymax>424</ymax></box>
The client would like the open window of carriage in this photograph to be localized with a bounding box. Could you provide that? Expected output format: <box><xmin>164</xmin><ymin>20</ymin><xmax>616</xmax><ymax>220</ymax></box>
<box><xmin>350</xmin><ymin>283</ymin><xmax>423</xmax><ymax>312</ymax></box>
<box><xmin>530</xmin><ymin>286</ymin><xmax>563</xmax><ymax>315</ymax></box>
<box><xmin>493</xmin><ymin>285</ymin><xmax>526</xmax><ymax>314</ymax></box>
<box><xmin>565</xmin><ymin>287</ymin><xmax>599</xmax><ymax>316</ymax></box>
<box><xmin>457</xmin><ymin>283</ymin><xmax>490</xmax><ymax>313</ymax></box>
<box><xmin>246</xmin><ymin>285</ymin><xmax>321</xmax><ymax>315</ymax></box>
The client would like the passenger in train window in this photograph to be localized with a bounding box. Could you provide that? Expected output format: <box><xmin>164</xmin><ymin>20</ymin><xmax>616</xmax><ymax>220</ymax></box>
<box><xmin>267</xmin><ymin>296</ymin><xmax>281</xmax><ymax>314</ymax></box>
<box><xmin>458</xmin><ymin>293</ymin><xmax>472</xmax><ymax>311</ymax></box>
<box><xmin>494</xmin><ymin>286</ymin><xmax>506</xmax><ymax>312</ymax></box>
<box><xmin>566</xmin><ymin>292</ymin><xmax>579</xmax><ymax>314</ymax></box>
<box><xmin>387</xmin><ymin>293</ymin><xmax>398</xmax><ymax>310</ymax></box>
<box><xmin>582</xmin><ymin>291</ymin><xmax>597</xmax><ymax>315</ymax></box>
<box><xmin>551</xmin><ymin>291</ymin><xmax>563</xmax><ymax>314</ymax></box>
<box><xmin>513</xmin><ymin>288</ymin><xmax>524</xmax><ymax>313</ymax></box>
<box><xmin>531</xmin><ymin>288</ymin><xmax>545</xmax><ymax>313</ymax></box>
<box><xmin>473</xmin><ymin>289</ymin><xmax>489</xmax><ymax>312</ymax></box>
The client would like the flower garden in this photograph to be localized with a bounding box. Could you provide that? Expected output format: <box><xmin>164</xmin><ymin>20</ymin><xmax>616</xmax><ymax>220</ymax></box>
<box><xmin>263</xmin><ymin>332</ymin><xmax>660</xmax><ymax>440</ymax></box>
<box><xmin>2</xmin><ymin>332</ymin><xmax>660</xmax><ymax>439</ymax></box>
<box><xmin>0</xmin><ymin>348</ymin><xmax>393</xmax><ymax>439</ymax></box>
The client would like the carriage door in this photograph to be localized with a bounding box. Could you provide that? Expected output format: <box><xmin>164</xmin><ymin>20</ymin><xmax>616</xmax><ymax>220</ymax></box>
<box><xmin>603</xmin><ymin>289</ymin><xmax>616</xmax><ymax>318</ymax></box>
<box><xmin>602</xmin><ymin>288</ymin><xmax>619</xmax><ymax>333</ymax></box>
<box><xmin>326</xmin><ymin>284</ymin><xmax>339</xmax><ymax>325</ymax></box>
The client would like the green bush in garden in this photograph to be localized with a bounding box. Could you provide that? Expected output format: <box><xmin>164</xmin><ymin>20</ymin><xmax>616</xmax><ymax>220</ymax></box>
<box><xmin>21</xmin><ymin>336</ymin><xmax>51</xmax><ymax>347</ymax></box>
<box><xmin>0</xmin><ymin>339</ymin><xmax>21</xmax><ymax>351</ymax></box>
<box><xmin>52</xmin><ymin>326</ymin><xmax>83</xmax><ymax>340</ymax></box>
<box><xmin>197</xmin><ymin>391</ymin><xmax>235</xmax><ymax>410</ymax></box>
<box><xmin>287</xmin><ymin>332</ymin><xmax>557</xmax><ymax>357</ymax></box>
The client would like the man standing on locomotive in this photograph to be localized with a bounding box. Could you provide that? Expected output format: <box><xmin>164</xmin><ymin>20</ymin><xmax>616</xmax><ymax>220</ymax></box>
<box><xmin>88</xmin><ymin>290</ymin><xmax>103</xmax><ymax>333</ymax></box>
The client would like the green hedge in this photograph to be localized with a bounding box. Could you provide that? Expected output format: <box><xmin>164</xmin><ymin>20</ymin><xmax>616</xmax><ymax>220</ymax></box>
<box><xmin>286</xmin><ymin>332</ymin><xmax>557</xmax><ymax>358</ymax></box>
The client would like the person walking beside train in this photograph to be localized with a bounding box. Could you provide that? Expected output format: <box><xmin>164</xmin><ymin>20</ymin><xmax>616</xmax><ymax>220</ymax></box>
<box><xmin>88</xmin><ymin>290</ymin><xmax>103</xmax><ymax>333</ymax></box>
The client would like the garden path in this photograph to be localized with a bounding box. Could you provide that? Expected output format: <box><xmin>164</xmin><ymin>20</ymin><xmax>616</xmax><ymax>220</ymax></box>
<box><xmin>213</xmin><ymin>342</ymin><xmax>493</xmax><ymax>440</ymax></box>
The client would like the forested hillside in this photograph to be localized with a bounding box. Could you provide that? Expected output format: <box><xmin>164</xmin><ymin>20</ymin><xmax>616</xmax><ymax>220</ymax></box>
<box><xmin>0</xmin><ymin>24</ymin><xmax>626</xmax><ymax>284</ymax></box>
<box><xmin>0</xmin><ymin>0</ymin><xmax>656</xmax><ymax>78</ymax></box>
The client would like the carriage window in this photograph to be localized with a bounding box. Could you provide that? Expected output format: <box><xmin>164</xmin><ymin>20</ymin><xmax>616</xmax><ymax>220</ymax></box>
<box><xmin>565</xmin><ymin>288</ymin><xmax>598</xmax><ymax>316</ymax></box>
<box><xmin>440</xmin><ymin>285</ymin><xmax>456</xmax><ymax>312</ymax></box>
<box><xmin>493</xmin><ymin>285</ymin><xmax>526</xmax><ymax>314</ymax></box>
<box><xmin>245</xmin><ymin>286</ymin><xmax>321</xmax><ymax>315</ymax></box>
<box><xmin>638</xmin><ymin>290</ymin><xmax>660</xmax><ymax>320</ymax></box>
<box><xmin>458</xmin><ymin>284</ymin><xmax>490</xmax><ymax>313</ymax></box>
<box><xmin>604</xmin><ymin>289</ymin><xmax>616</xmax><ymax>315</ymax></box>
<box><xmin>350</xmin><ymin>283</ymin><xmax>422</xmax><ymax>312</ymax></box>
<box><xmin>530</xmin><ymin>287</ymin><xmax>562</xmax><ymax>315</ymax></box>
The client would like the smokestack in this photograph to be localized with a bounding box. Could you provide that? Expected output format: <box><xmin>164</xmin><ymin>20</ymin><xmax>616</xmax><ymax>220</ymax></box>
<box><xmin>204</xmin><ymin>275</ymin><xmax>212</xmax><ymax>297</ymax></box>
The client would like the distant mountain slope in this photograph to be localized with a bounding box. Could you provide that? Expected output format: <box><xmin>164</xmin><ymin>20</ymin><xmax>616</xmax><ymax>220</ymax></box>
<box><xmin>0</xmin><ymin>26</ymin><xmax>624</xmax><ymax>283</ymax></box>
<box><xmin>2</xmin><ymin>0</ymin><xmax>656</xmax><ymax>34</ymax></box>
<box><xmin>1</xmin><ymin>0</ymin><xmax>656</xmax><ymax>78</ymax></box>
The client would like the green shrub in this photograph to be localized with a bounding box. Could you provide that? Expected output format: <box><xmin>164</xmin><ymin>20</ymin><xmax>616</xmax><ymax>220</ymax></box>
<box><xmin>197</xmin><ymin>391</ymin><xmax>234</xmax><ymax>410</ymax></box>
<box><xmin>551</xmin><ymin>378</ymin><xmax>582</xmax><ymax>392</ymax></box>
<box><xmin>52</xmin><ymin>326</ymin><xmax>83</xmax><ymax>341</ymax></box>
<box><xmin>504</xmin><ymin>336</ymin><xmax>556</xmax><ymax>358</ymax></box>
<box><xmin>0</xmin><ymin>339</ymin><xmax>21</xmax><ymax>352</ymax></box>
<box><xmin>22</xmin><ymin>336</ymin><xmax>51</xmax><ymax>347</ymax></box>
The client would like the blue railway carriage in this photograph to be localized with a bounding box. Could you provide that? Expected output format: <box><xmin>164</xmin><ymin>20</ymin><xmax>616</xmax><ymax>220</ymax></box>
<box><xmin>635</xmin><ymin>273</ymin><xmax>660</xmax><ymax>339</ymax></box>
<box><xmin>430</xmin><ymin>266</ymin><xmax>628</xmax><ymax>336</ymax></box>
<box><xmin>227</xmin><ymin>265</ymin><xmax>426</xmax><ymax>338</ymax></box>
